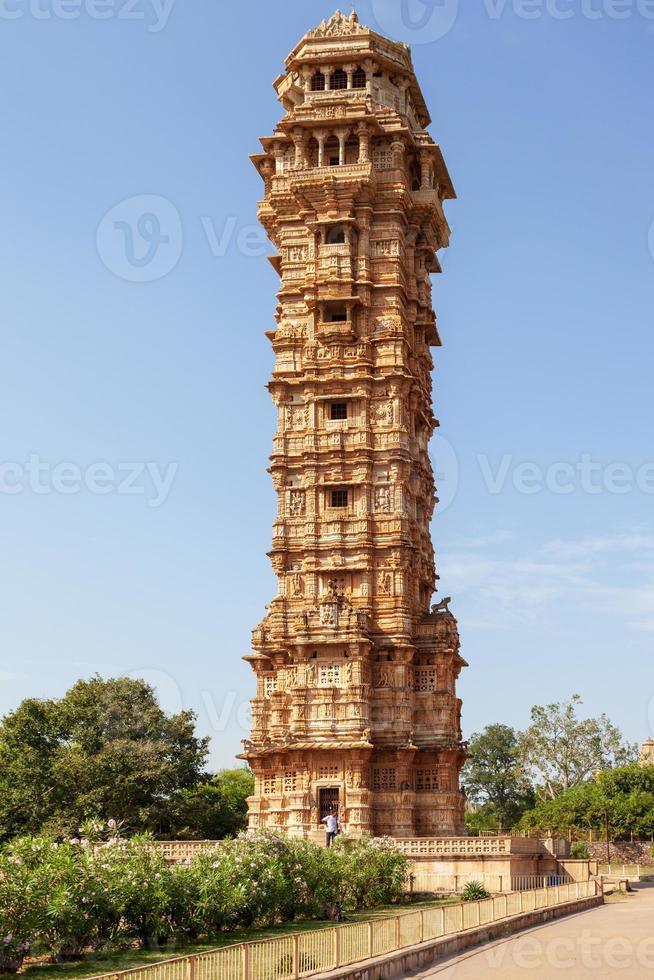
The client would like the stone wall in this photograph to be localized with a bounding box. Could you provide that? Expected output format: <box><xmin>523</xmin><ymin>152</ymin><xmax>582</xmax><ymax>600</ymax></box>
<box><xmin>587</xmin><ymin>840</ymin><xmax>654</xmax><ymax>864</ymax></box>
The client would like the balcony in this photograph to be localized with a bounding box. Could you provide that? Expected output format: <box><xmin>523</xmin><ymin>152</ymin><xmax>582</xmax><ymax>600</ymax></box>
<box><xmin>316</xmin><ymin>317</ymin><xmax>355</xmax><ymax>343</ymax></box>
<box><xmin>317</xmin><ymin>243</ymin><xmax>354</xmax><ymax>281</ymax></box>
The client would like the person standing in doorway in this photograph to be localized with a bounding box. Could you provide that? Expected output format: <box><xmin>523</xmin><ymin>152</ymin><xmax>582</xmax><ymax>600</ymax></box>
<box><xmin>321</xmin><ymin>806</ymin><xmax>339</xmax><ymax>847</ymax></box>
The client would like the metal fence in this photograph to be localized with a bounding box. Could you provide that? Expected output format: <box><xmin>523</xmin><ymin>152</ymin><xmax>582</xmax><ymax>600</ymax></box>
<box><xmin>599</xmin><ymin>864</ymin><xmax>654</xmax><ymax>878</ymax></box>
<box><xmin>88</xmin><ymin>880</ymin><xmax>599</xmax><ymax>980</ymax></box>
<box><xmin>511</xmin><ymin>874</ymin><xmax>573</xmax><ymax>891</ymax></box>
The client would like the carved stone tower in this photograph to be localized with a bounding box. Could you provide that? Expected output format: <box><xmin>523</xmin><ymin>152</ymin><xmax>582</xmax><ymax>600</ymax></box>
<box><xmin>241</xmin><ymin>9</ymin><xmax>467</xmax><ymax>839</ymax></box>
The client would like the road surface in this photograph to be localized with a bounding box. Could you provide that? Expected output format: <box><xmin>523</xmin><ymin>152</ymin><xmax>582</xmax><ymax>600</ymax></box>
<box><xmin>410</xmin><ymin>885</ymin><xmax>654</xmax><ymax>978</ymax></box>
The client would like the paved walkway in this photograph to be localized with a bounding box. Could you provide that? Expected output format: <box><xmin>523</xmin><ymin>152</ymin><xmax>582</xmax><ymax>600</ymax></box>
<box><xmin>410</xmin><ymin>885</ymin><xmax>654</xmax><ymax>978</ymax></box>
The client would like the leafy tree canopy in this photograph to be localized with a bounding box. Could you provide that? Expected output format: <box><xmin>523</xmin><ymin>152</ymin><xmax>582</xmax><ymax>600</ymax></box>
<box><xmin>163</xmin><ymin>768</ymin><xmax>255</xmax><ymax>840</ymax></box>
<box><xmin>0</xmin><ymin>676</ymin><xmax>210</xmax><ymax>842</ymax></box>
<box><xmin>462</xmin><ymin>723</ymin><xmax>535</xmax><ymax>829</ymax></box>
<box><xmin>520</xmin><ymin>764</ymin><xmax>654</xmax><ymax>839</ymax></box>
<box><xmin>519</xmin><ymin>695</ymin><xmax>636</xmax><ymax>800</ymax></box>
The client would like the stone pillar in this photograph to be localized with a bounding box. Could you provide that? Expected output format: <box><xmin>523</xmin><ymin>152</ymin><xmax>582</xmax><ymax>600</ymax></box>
<box><xmin>337</xmin><ymin>129</ymin><xmax>347</xmax><ymax>166</ymax></box>
<box><xmin>260</xmin><ymin>157</ymin><xmax>274</xmax><ymax>196</ymax></box>
<box><xmin>315</xmin><ymin>129</ymin><xmax>326</xmax><ymax>169</ymax></box>
<box><xmin>391</xmin><ymin>139</ymin><xmax>405</xmax><ymax>170</ymax></box>
<box><xmin>356</xmin><ymin>208</ymin><xmax>371</xmax><ymax>283</ymax></box>
<box><xmin>271</xmin><ymin>143</ymin><xmax>286</xmax><ymax>175</ymax></box>
<box><xmin>357</xmin><ymin>122</ymin><xmax>370</xmax><ymax>164</ymax></box>
<box><xmin>363</xmin><ymin>58</ymin><xmax>374</xmax><ymax>95</ymax></box>
<box><xmin>344</xmin><ymin>63</ymin><xmax>354</xmax><ymax>89</ymax></box>
<box><xmin>292</xmin><ymin>128</ymin><xmax>305</xmax><ymax>170</ymax></box>
<box><xmin>420</xmin><ymin>150</ymin><xmax>431</xmax><ymax>189</ymax></box>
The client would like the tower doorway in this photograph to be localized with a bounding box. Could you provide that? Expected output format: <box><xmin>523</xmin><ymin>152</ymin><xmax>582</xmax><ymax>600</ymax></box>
<box><xmin>318</xmin><ymin>786</ymin><xmax>340</xmax><ymax>823</ymax></box>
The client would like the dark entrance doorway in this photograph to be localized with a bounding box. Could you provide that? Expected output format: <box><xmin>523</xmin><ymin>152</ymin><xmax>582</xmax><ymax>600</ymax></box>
<box><xmin>318</xmin><ymin>786</ymin><xmax>340</xmax><ymax>822</ymax></box>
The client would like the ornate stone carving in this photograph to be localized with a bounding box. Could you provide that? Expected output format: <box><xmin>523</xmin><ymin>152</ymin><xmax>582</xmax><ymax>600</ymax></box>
<box><xmin>374</xmin><ymin>486</ymin><xmax>391</xmax><ymax>513</ymax></box>
<box><xmin>307</xmin><ymin>10</ymin><xmax>365</xmax><ymax>38</ymax></box>
<box><xmin>241</xmin><ymin>12</ymin><xmax>467</xmax><ymax>841</ymax></box>
<box><xmin>289</xmin><ymin>490</ymin><xmax>306</xmax><ymax>517</ymax></box>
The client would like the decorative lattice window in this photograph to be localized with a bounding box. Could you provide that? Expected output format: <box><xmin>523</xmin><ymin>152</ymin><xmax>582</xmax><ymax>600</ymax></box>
<box><xmin>330</xmin><ymin>402</ymin><xmax>348</xmax><ymax>421</ymax></box>
<box><xmin>311</xmin><ymin>71</ymin><xmax>325</xmax><ymax>92</ymax></box>
<box><xmin>416</xmin><ymin>768</ymin><xmax>439</xmax><ymax>792</ymax></box>
<box><xmin>263</xmin><ymin>675</ymin><xmax>277</xmax><ymax>698</ymax></box>
<box><xmin>372</xmin><ymin>767</ymin><xmax>397</xmax><ymax>791</ymax></box>
<box><xmin>319</xmin><ymin>664</ymin><xmax>341</xmax><ymax>687</ymax></box>
<box><xmin>283</xmin><ymin>771</ymin><xmax>298</xmax><ymax>793</ymax></box>
<box><xmin>414</xmin><ymin>668</ymin><xmax>437</xmax><ymax>693</ymax></box>
<box><xmin>331</xmin><ymin>489</ymin><xmax>348</xmax><ymax>508</ymax></box>
<box><xmin>263</xmin><ymin>775</ymin><xmax>277</xmax><ymax>795</ymax></box>
<box><xmin>318</xmin><ymin>765</ymin><xmax>339</xmax><ymax>780</ymax></box>
<box><xmin>373</xmin><ymin>148</ymin><xmax>394</xmax><ymax>170</ymax></box>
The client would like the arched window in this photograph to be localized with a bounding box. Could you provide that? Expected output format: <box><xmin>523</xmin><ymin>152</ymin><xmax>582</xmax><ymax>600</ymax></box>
<box><xmin>352</xmin><ymin>66</ymin><xmax>366</xmax><ymax>89</ymax></box>
<box><xmin>330</xmin><ymin>69</ymin><xmax>347</xmax><ymax>90</ymax></box>
<box><xmin>326</xmin><ymin>225</ymin><xmax>346</xmax><ymax>245</ymax></box>
<box><xmin>311</xmin><ymin>71</ymin><xmax>325</xmax><ymax>92</ymax></box>
<box><xmin>324</xmin><ymin>136</ymin><xmax>340</xmax><ymax>166</ymax></box>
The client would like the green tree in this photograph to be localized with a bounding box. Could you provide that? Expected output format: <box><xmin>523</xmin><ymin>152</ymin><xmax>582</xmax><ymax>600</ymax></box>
<box><xmin>519</xmin><ymin>695</ymin><xmax>636</xmax><ymax>800</ymax></box>
<box><xmin>462</xmin><ymin>724</ymin><xmax>535</xmax><ymax>830</ymax></box>
<box><xmin>519</xmin><ymin>764</ymin><xmax>654</xmax><ymax>839</ymax></box>
<box><xmin>165</xmin><ymin>768</ymin><xmax>254</xmax><ymax>840</ymax></box>
<box><xmin>0</xmin><ymin>676</ymin><xmax>209</xmax><ymax>842</ymax></box>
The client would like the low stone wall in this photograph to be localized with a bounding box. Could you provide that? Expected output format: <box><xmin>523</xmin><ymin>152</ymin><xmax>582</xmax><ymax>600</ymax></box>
<box><xmin>312</xmin><ymin>894</ymin><xmax>603</xmax><ymax>980</ymax></box>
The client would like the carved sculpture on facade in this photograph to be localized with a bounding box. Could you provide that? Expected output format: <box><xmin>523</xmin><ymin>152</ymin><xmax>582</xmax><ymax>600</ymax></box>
<box><xmin>240</xmin><ymin>11</ymin><xmax>468</xmax><ymax>840</ymax></box>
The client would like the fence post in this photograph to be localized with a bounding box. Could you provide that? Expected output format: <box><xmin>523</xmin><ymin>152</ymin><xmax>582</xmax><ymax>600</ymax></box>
<box><xmin>241</xmin><ymin>944</ymin><xmax>250</xmax><ymax>980</ymax></box>
<box><xmin>419</xmin><ymin>909</ymin><xmax>424</xmax><ymax>943</ymax></box>
<box><xmin>519</xmin><ymin>890</ymin><xmax>524</xmax><ymax>914</ymax></box>
<box><xmin>292</xmin><ymin>934</ymin><xmax>299</xmax><ymax>979</ymax></box>
<box><xmin>187</xmin><ymin>955</ymin><xmax>196</xmax><ymax>980</ymax></box>
<box><xmin>333</xmin><ymin>927</ymin><xmax>341</xmax><ymax>968</ymax></box>
<box><xmin>367</xmin><ymin>920</ymin><xmax>373</xmax><ymax>958</ymax></box>
<box><xmin>395</xmin><ymin>915</ymin><xmax>401</xmax><ymax>949</ymax></box>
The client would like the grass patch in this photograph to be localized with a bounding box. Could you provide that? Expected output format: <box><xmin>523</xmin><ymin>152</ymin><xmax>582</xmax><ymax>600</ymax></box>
<box><xmin>20</xmin><ymin>899</ymin><xmax>454</xmax><ymax>980</ymax></box>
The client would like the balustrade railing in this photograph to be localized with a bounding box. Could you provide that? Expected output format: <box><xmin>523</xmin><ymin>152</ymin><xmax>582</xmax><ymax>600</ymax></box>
<box><xmin>89</xmin><ymin>881</ymin><xmax>599</xmax><ymax>980</ymax></box>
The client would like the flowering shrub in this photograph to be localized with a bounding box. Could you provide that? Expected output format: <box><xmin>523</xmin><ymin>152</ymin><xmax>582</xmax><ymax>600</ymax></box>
<box><xmin>0</xmin><ymin>828</ymin><xmax>408</xmax><ymax>969</ymax></box>
<box><xmin>331</xmin><ymin>836</ymin><xmax>407</xmax><ymax>910</ymax></box>
<box><xmin>0</xmin><ymin>839</ymin><xmax>44</xmax><ymax>972</ymax></box>
<box><xmin>93</xmin><ymin>837</ymin><xmax>174</xmax><ymax>946</ymax></box>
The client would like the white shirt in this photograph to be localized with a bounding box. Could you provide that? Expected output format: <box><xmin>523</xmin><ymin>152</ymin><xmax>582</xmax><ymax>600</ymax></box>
<box><xmin>323</xmin><ymin>814</ymin><xmax>338</xmax><ymax>833</ymax></box>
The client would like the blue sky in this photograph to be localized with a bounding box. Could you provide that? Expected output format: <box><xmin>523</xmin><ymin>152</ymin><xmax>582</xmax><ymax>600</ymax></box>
<box><xmin>1</xmin><ymin>1</ymin><xmax>653</xmax><ymax>768</ymax></box>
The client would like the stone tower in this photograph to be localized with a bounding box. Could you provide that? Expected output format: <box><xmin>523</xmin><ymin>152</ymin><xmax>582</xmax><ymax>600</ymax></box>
<box><xmin>241</xmin><ymin>9</ymin><xmax>467</xmax><ymax>839</ymax></box>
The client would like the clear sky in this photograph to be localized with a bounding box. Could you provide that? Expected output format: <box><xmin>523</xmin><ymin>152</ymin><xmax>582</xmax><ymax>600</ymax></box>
<box><xmin>1</xmin><ymin>0</ymin><xmax>653</xmax><ymax>769</ymax></box>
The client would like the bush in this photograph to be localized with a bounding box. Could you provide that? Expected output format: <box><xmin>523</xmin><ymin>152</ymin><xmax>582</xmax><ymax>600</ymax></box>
<box><xmin>461</xmin><ymin>881</ymin><xmax>490</xmax><ymax>902</ymax></box>
<box><xmin>0</xmin><ymin>829</ymin><xmax>408</xmax><ymax>967</ymax></box>
<box><xmin>0</xmin><ymin>841</ymin><xmax>40</xmax><ymax>972</ymax></box>
<box><xmin>570</xmin><ymin>842</ymin><xmax>590</xmax><ymax>860</ymax></box>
